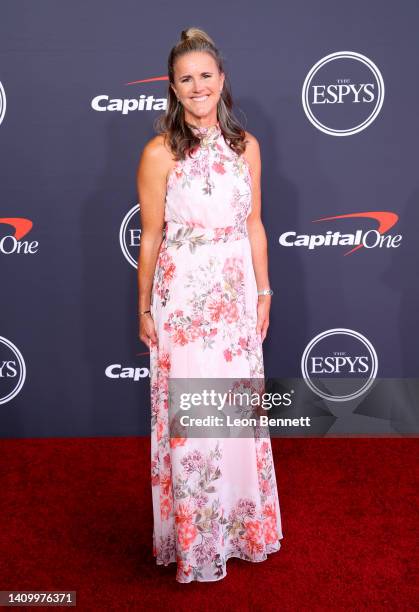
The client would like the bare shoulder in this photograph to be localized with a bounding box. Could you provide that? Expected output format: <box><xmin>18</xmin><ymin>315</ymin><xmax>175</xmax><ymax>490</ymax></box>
<box><xmin>243</xmin><ymin>130</ymin><xmax>259</xmax><ymax>147</ymax></box>
<box><xmin>242</xmin><ymin>130</ymin><xmax>261</xmax><ymax>171</ymax></box>
<box><xmin>137</xmin><ymin>133</ymin><xmax>175</xmax><ymax>180</ymax></box>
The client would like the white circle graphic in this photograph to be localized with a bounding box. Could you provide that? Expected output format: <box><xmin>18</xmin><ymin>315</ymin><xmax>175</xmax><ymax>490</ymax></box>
<box><xmin>0</xmin><ymin>336</ymin><xmax>26</xmax><ymax>405</ymax></box>
<box><xmin>302</xmin><ymin>51</ymin><xmax>385</xmax><ymax>136</ymax></box>
<box><xmin>0</xmin><ymin>81</ymin><xmax>6</xmax><ymax>125</ymax></box>
<box><xmin>119</xmin><ymin>204</ymin><xmax>140</xmax><ymax>269</ymax></box>
<box><xmin>301</xmin><ymin>328</ymin><xmax>378</xmax><ymax>402</ymax></box>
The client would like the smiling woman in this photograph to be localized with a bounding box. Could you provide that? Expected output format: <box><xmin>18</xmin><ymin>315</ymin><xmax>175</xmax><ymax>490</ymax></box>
<box><xmin>136</xmin><ymin>26</ymin><xmax>283</xmax><ymax>584</ymax></box>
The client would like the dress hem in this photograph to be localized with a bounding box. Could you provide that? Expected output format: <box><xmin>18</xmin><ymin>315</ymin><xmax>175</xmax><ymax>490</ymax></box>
<box><xmin>154</xmin><ymin>536</ymin><xmax>284</xmax><ymax>584</ymax></box>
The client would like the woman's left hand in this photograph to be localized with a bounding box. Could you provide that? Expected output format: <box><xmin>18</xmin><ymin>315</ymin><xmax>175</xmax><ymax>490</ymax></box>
<box><xmin>256</xmin><ymin>296</ymin><xmax>271</xmax><ymax>342</ymax></box>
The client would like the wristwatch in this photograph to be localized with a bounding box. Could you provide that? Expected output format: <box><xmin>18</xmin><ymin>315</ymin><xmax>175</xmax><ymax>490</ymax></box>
<box><xmin>257</xmin><ymin>289</ymin><xmax>273</xmax><ymax>296</ymax></box>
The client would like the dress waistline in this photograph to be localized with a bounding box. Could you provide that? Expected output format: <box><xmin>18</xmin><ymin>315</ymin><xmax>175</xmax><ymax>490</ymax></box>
<box><xmin>163</xmin><ymin>220</ymin><xmax>248</xmax><ymax>249</ymax></box>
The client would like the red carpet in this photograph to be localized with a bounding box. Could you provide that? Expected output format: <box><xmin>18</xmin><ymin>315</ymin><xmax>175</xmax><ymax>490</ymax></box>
<box><xmin>0</xmin><ymin>437</ymin><xmax>417</xmax><ymax>610</ymax></box>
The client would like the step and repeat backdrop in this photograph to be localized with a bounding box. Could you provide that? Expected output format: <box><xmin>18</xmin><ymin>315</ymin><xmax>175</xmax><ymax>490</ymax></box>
<box><xmin>1</xmin><ymin>1</ymin><xmax>419</xmax><ymax>438</ymax></box>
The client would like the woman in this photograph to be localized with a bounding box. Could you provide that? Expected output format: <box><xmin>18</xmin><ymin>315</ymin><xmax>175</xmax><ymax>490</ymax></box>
<box><xmin>137</xmin><ymin>27</ymin><xmax>283</xmax><ymax>583</ymax></box>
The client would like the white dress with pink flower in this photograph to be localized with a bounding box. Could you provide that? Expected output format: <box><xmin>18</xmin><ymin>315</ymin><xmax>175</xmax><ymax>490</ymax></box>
<box><xmin>149</xmin><ymin>121</ymin><xmax>283</xmax><ymax>583</ymax></box>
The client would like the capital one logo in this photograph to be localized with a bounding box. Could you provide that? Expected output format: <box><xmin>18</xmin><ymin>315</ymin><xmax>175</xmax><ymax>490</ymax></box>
<box><xmin>0</xmin><ymin>81</ymin><xmax>6</xmax><ymax>125</ymax></box>
<box><xmin>302</xmin><ymin>51</ymin><xmax>385</xmax><ymax>136</ymax></box>
<box><xmin>279</xmin><ymin>211</ymin><xmax>402</xmax><ymax>256</ymax></box>
<box><xmin>105</xmin><ymin>363</ymin><xmax>150</xmax><ymax>380</ymax></box>
<box><xmin>0</xmin><ymin>336</ymin><xmax>26</xmax><ymax>405</ymax></box>
<box><xmin>301</xmin><ymin>328</ymin><xmax>378</xmax><ymax>402</ymax></box>
<box><xmin>120</xmin><ymin>204</ymin><xmax>141</xmax><ymax>268</ymax></box>
<box><xmin>91</xmin><ymin>75</ymin><xmax>168</xmax><ymax>115</ymax></box>
<box><xmin>0</xmin><ymin>217</ymin><xmax>39</xmax><ymax>255</ymax></box>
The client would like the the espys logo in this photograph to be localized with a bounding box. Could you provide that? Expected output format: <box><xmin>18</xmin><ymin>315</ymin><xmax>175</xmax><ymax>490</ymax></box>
<box><xmin>0</xmin><ymin>336</ymin><xmax>26</xmax><ymax>405</ymax></box>
<box><xmin>0</xmin><ymin>81</ymin><xmax>6</xmax><ymax>125</ymax></box>
<box><xmin>120</xmin><ymin>204</ymin><xmax>141</xmax><ymax>268</ymax></box>
<box><xmin>302</xmin><ymin>51</ymin><xmax>385</xmax><ymax>136</ymax></box>
<box><xmin>279</xmin><ymin>211</ymin><xmax>402</xmax><ymax>256</ymax></box>
<box><xmin>91</xmin><ymin>75</ymin><xmax>168</xmax><ymax>114</ymax></box>
<box><xmin>301</xmin><ymin>328</ymin><xmax>378</xmax><ymax>402</ymax></box>
<box><xmin>0</xmin><ymin>217</ymin><xmax>39</xmax><ymax>255</ymax></box>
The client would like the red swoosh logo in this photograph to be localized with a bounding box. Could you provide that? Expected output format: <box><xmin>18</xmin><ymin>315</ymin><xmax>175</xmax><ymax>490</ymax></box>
<box><xmin>125</xmin><ymin>76</ymin><xmax>168</xmax><ymax>86</ymax></box>
<box><xmin>0</xmin><ymin>217</ymin><xmax>33</xmax><ymax>239</ymax></box>
<box><xmin>312</xmin><ymin>211</ymin><xmax>399</xmax><ymax>255</ymax></box>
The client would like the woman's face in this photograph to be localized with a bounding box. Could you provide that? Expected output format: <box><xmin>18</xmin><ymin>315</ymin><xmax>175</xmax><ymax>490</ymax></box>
<box><xmin>171</xmin><ymin>51</ymin><xmax>225</xmax><ymax>126</ymax></box>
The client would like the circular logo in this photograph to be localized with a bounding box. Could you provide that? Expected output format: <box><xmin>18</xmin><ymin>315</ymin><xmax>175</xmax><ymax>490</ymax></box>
<box><xmin>302</xmin><ymin>51</ymin><xmax>385</xmax><ymax>136</ymax></box>
<box><xmin>120</xmin><ymin>204</ymin><xmax>141</xmax><ymax>269</ymax></box>
<box><xmin>0</xmin><ymin>336</ymin><xmax>26</xmax><ymax>405</ymax></box>
<box><xmin>0</xmin><ymin>81</ymin><xmax>6</xmax><ymax>125</ymax></box>
<box><xmin>301</xmin><ymin>328</ymin><xmax>378</xmax><ymax>401</ymax></box>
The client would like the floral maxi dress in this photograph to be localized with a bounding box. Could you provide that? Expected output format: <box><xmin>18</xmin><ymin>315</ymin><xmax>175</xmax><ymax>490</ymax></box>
<box><xmin>149</xmin><ymin>121</ymin><xmax>283</xmax><ymax>583</ymax></box>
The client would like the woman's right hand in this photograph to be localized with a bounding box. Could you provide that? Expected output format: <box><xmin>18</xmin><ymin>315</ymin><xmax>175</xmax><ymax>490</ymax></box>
<box><xmin>139</xmin><ymin>313</ymin><xmax>158</xmax><ymax>348</ymax></box>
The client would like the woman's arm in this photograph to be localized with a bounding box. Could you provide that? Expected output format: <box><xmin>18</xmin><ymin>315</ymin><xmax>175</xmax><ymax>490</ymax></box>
<box><xmin>136</xmin><ymin>136</ymin><xmax>169</xmax><ymax>345</ymax></box>
<box><xmin>243</xmin><ymin>132</ymin><xmax>272</xmax><ymax>341</ymax></box>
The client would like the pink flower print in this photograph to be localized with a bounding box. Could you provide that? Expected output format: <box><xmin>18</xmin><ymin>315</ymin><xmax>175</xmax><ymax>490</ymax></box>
<box><xmin>161</xmin><ymin>496</ymin><xmax>172</xmax><ymax>520</ymax></box>
<box><xmin>169</xmin><ymin>437</ymin><xmax>187</xmax><ymax>448</ymax></box>
<box><xmin>189</xmin><ymin>316</ymin><xmax>203</xmax><ymax>340</ymax></box>
<box><xmin>214</xmin><ymin>226</ymin><xmax>234</xmax><ymax>242</ymax></box>
<box><xmin>163</xmin><ymin>262</ymin><xmax>176</xmax><ymax>283</ymax></box>
<box><xmin>261</xmin><ymin>441</ymin><xmax>270</xmax><ymax>456</ymax></box>
<box><xmin>160</xmin><ymin>471</ymin><xmax>172</xmax><ymax>497</ymax></box>
<box><xmin>181</xmin><ymin>449</ymin><xmax>205</xmax><ymax>474</ymax></box>
<box><xmin>176</xmin><ymin>555</ymin><xmax>192</xmax><ymax>578</ymax></box>
<box><xmin>157</xmin><ymin>419</ymin><xmax>165</xmax><ymax>441</ymax></box>
<box><xmin>151</xmin><ymin>459</ymin><xmax>159</xmax><ymax>486</ymax></box>
<box><xmin>158</xmin><ymin>351</ymin><xmax>171</xmax><ymax>373</ymax></box>
<box><xmin>222</xmin><ymin>257</ymin><xmax>244</xmax><ymax>285</ymax></box>
<box><xmin>195</xmin><ymin>492</ymin><xmax>209</xmax><ymax>509</ymax></box>
<box><xmin>261</xmin><ymin>477</ymin><xmax>271</xmax><ymax>496</ymax></box>
<box><xmin>207</xmin><ymin>297</ymin><xmax>224</xmax><ymax>322</ymax></box>
<box><xmin>244</xmin><ymin>520</ymin><xmax>265</xmax><ymax>556</ymax></box>
<box><xmin>263</xmin><ymin>504</ymin><xmax>279</xmax><ymax>545</ymax></box>
<box><xmin>256</xmin><ymin>442</ymin><xmax>270</xmax><ymax>470</ymax></box>
<box><xmin>194</xmin><ymin>539</ymin><xmax>217</xmax><ymax>565</ymax></box>
<box><xmin>222</xmin><ymin>300</ymin><xmax>239</xmax><ymax>323</ymax></box>
<box><xmin>154</xmin><ymin>249</ymin><xmax>176</xmax><ymax>307</ymax></box>
<box><xmin>178</xmin><ymin>523</ymin><xmax>198</xmax><ymax>551</ymax></box>
<box><xmin>175</xmin><ymin>501</ymin><xmax>195</xmax><ymax>522</ymax></box>
<box><xmin>212</xmin><ymin>161</ymin><xmax>226</xmax><ymax>174</ymax></box>
<box><xmin>172</xmin><ymin>327</ymin><xmax>189</xmax><ymax>346</ymax></box>
<box><xmin>175</xmin><ymin>502</ymin><xmax>198</xmax><ymax>551</ymax></box>
<box><xmin>236</xmin><ymin>498</ymin><xmax>257</xmax><ymax>518</ymax></box>
<box><xmin>224</xmin><ymin>348</ymin><xmax>233</xmax><ymax>362</ymax></box>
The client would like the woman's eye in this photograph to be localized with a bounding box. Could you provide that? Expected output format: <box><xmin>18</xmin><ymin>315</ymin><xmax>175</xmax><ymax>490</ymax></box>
<box><xmin>181</xmin><ymin>75</ymin><xmax>211</xmax><ymax>82</ymax></box>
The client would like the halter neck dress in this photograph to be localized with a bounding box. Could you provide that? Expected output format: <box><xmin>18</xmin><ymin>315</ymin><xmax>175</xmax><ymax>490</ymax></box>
<box><xmin>148</xmin><ymin>121</ymin><xmax>283</xmax><ymax>583</ymax></box>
